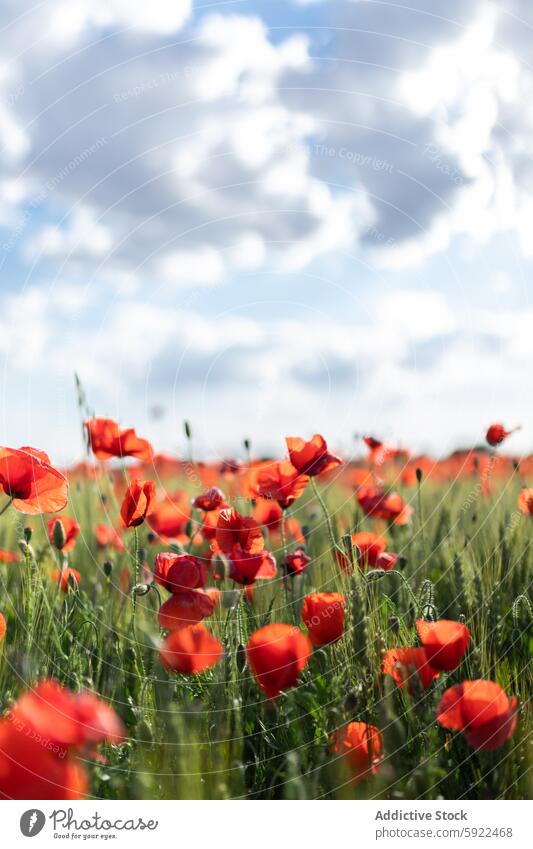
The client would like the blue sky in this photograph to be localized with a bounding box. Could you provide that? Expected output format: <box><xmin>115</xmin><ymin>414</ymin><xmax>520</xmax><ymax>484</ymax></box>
<box><xmin>0</xmin><ymin>0</ymin><xmax>531</xmax><ymax>463</ymax></box>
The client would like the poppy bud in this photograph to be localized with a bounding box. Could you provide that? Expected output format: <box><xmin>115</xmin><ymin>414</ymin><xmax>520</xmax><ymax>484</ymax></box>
<box><xmin>52</xmin><ymin>519</ymin><xmax>66</xmax><ymax>551</ymax></box>
<box><xmin>243</xmin><ymin>438</ymin><xmax>251</xmax><ymax>452</ymax></box>
<box><xmin>23</xmin><ymin>527</ymin><xmax>32</xmax><ymax>542</ymax></box>
<box><xmin>184</xmin><ymin>420</ymin><xmax>192</xmax><ymax>440</ymax></box>
<box><xmin>415</xmin><ymin>467</ymin><xmax>423</xmax><ymax>483</ymax></box>
<box><xmin>103</xmin><ymin>560</ymin><xmax>113</xmax><ymax>577</ymax></box>
<box><xmin>147</xmin><ymin>532</ymin><xmax>156</xmax><ymax>544</ymax></box>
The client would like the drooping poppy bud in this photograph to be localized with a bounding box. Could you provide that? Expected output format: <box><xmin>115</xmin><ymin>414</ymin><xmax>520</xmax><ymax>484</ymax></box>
<box><xmin>416</xmin><ymin>618</ymin><xmax>470</xmax><ymax>671</ymax></box>
<box><xmin>246</xmin><ymin>623</ymin><xmax>312</xmax><ymax>699</ymax></box>
<box><xmin>302</xmin><ymin>592</ymin><xmax>345</xmax><ymax>645</ymax></box>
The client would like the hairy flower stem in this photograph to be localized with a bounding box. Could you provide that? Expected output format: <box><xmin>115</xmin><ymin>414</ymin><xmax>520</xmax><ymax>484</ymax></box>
<box><xmin>131</xmin><ymin>527</ymin><xmax>146</xmax><ymax>680</ymax></box>
<box><xmin>0</xmin><ymin>497</ymin><xmax>13</xmax><ymax>518</ymax></box>
<box><xmin>280</xmin><ymin>508</ymin><xmax>288</xmax><ymax>561</ymax></box>
<box><xmin>310</xmin><ymin>476</ymin><xmax>337</xmax><ymax>555</ymax></box>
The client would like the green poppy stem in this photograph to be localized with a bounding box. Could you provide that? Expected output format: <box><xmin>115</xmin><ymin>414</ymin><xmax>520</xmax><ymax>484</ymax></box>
<box><xmin>310</xmin><ymin>477</ymin><xmax>337</xmax><ymax>555</ymax></box>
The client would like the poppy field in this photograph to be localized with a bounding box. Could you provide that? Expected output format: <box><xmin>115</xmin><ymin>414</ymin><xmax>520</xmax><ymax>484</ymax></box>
<box><xmin>0</xmin><ymin>413</ymin><xmax>531</xmax><ymax>800</ymax></box>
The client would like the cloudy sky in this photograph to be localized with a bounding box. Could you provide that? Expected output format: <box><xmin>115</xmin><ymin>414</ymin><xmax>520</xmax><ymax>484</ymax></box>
<box><xmin>0</xmin><ymin>0</ymin><xmax>531</xmax><ymax>463</ymax></box>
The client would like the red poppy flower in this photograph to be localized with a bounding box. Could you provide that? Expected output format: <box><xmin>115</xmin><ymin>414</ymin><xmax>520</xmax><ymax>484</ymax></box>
<box><xmin>0</xmin><ymin>549</ymin><xmax>19</xmax><ymax>563</ymax></box>
<box><xmin>85</xmin><ymin>417</ymin><xmax>153</xmax><ymax>462</ymax></box>
<box><xmin>0</xmin><ymin>613</ymin><xmax>5</xmax><ymax>642</ymax></box>
<box><xmin>518</xmin><ymin>487</ymin><xmax>533</xmax><ymax>516</ymax></box>
<box><xmin>227</xmin><ymin>545</ymin><xmax>277</xmax><ymax>585</ymax></box>
<box><xmin>416</xmin><ymin>619</ymin><xmax>470</xmax><ymax>672</ymax></box>
<box><xmin>215</xmin><ymin>508</ymin><xmax>264</xmax><ymax>555</ymax></box>
<box><xmin>47</xmin><ymin>515</ymin><xmax>80</xmax><ymax>553</ymax></box>
<box><xmin>159</xmin><ymin>623</ymin><xmax>223</xmax><ymax>674</ymax></box>
<box><xmin>10</xmin><ymin>680</ymin><xmax>124</xmax><ymax>751</ymax></box>
<box><xmin>158</xmin><ymin>589</ymin><xmax>215</xmax><ymax>630</ymax></box>
<box><xmin>376</xmin><ymin>552</ymin><xmax>398</xmax><ymax>570</ymax></box>
<box><xmin>285</xmin><ymin>549</ymin><xmax>311</xmax><ymax>576</ymax></box>
<box><xmin>331</xmin><ymin>721</ymin><xmax>383</xmax><ymax>778</ymax></box>
<box><xmin>192</xmin><ymin>487</ymin><xmax>226</xmax><ymax>512</ymax></box>
<box><xmin>250</xmin><ymin>460</ymin><xmax>309</xmax><ymax>509</ymax></box>
<box><xmin>356</xmin><ymin>487</ymin><xmax>413</xmax><ymax>525</ymax></box>
<box><xmin>0</xmin><ymin>446</ymin><xmax>68</xmax><ymax>515</ymax></box>
<box><xmin>51</xmin><ymin>567</ymin><xmax>81</xmax><ymax>592</ymax></box>
<box><xmin>94</xmin><ymin>523</ymin><xmax>126</xmax><ymax>552</ymax></box>
<box><xmin>148</xmin><ymin>494</ymin><xmax>191</xmax><ymax>541</ymax></box>
<box><xmin>0</xmin><ymin>722</ymin><xmax>87</xmax><ymax>800</ymax></box>
<box><xmin>302</xmin><ymin>593</ymin><xmax>345</xmax><ymax>645</ymax></box>
<box><xmin>382</xmin><ymin>647</ymin><xmax>440</xmax><ymax>692</ymax></box>
<box><xmin>154</xmin><ymin>552</ymin><xmax>207</xmax><ymax>594</ymax></box>
<box><xmin>286</xmin><ymin>435</ymin><xmax>342</xmax><ymax>477</ymax></box>
<box><xmin>120</xmin><ymin>480</ymin><xmax>156</xmax><ymax>528</ymax></box>
<box><xmin>437</xmin><ymin>680</ymin><xmax>518</xmax><ymax>750</ymax></box>
<box><xmin>485</xmin><ymin>423</ymin><xmax>520</xmax><ymax>447</ymax></box>
<box><xmin>246</xmin><ymin>623</ymin><xmax>312</xmax><ymax>698</ymax></box>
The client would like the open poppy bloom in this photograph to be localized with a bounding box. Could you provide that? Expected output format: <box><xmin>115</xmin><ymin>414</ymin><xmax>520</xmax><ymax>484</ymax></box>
<box><xmin>250</xmin><ymin>460</ymin><xmax>309</xmax><ymax>508</ymax></box>
<box><xmin>120</xmin><ymin>480</ymin><xmax>156</xmax><ymax>528</ymax></box>
<box><xmin>0</xmin><ymin>446</ymin><xmax>68</xmax><ymax>515</ymax></box>
<box><xmin>160</xmin><ymin>623</ymin><xmax>223</xmax><ymax>674</ymax></box>
<box><xmin>85</xmin><ymin>417</ymin><xmax>153</xmax><ymax>462</ymax></box>
<box><xmin>416</xmin><ymin>619</ymin><xmax>470</xmax><ymax>671</ymax></box>
<box><xmin>382</xmin><ymin>647</ymin><xmax>440</xmax><ymax>692</ymax></box>
<box><xmin>246</xmin><ymin>623</ymin><xmax>312</xmax><ymax>698</ymax></box>
<box><xmin>437</xmin><ymin>680</ymin><xmax>518</xmax><ymax>750</ymax></box>
<box><xmin>214</xmin><ymin>508</ymin><xmax>264</xmax><ymax>555</ymax></box>
<box><xmin>302</xmin><ymin>593</ymin><xmax>345</xmax><ymax>645</ymax></box>
<box><xmin>148</xmin><ymin>493</ymin><xmax>191</xmax><ymax>541</ymax></box>
<box><xmin>154</xmin><ymin>552</ymin><xmax>207</xmax><ymax>593</ymax></box>
<box><xmin>330</xmin><ymin>721</ymin><xmax>383</xmax><ymax>779</ymax></box>
<box><xmin>485</xmin><ymin>423</ymin><xmax>520</xmax><ymax>447</ymax></box>
<box><xmin>192</xmin><ymin>487</ymin><xmax>226</xmax><ymax>512</ymax></box>
<box><xmin>94</xmin><ymin>523</ymin><xmax>126</xmax><ymax>552</ymax></box>
<box><xmin>357</xmin><ymin>487</ymin><xmax>413</xmax><ymax>525</ymax></box>
<box><xmin>0</xmin><ymin>613</ymin><xmax>5</xmax><ymax>642</ymax></box>
<box><xmin>286</xmin><ymin>435</ymin><xmax>342</xmax><ymax>477</ymax></box>
<box><xmin>227</xmin><ymin>545</ymin><xmax>277</xmax><ymax>585</ymax></box>
<box><xmin>158</xmin><ymin>589</ymin><xmax>215</xmax><ymax>630</ymax></box>
<box><xmin>518</xmin><ymin>487</ymin><xmax>533</xmax><ymax>516</ymax></box>
<box><xmin>0</xmin><ymin>679</ymin><xmax>123</xmax><ymax>799</ymax></box>
<box><xmin>285</xmin><ymin>548</ymin><xmax>311</xmax><ymax>576</ymax></box>
<box><xmin>51</xmin><ymin>567</ymin><xmax>81</xmax><ymax>592</ymax></box>
<box><xmin>47</xmin><ymin>515</ymin><xmax>80</xmax><ymax>552</ymax></box>
<box><xmin>0</xmin><ymin>549</ymin><xmax>19</xmax><ymax>563</ymax></box>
